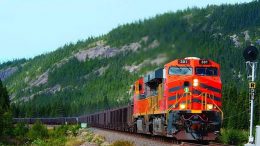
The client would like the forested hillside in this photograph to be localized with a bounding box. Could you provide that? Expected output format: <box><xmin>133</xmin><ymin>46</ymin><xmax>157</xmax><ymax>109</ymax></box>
<box><xmin>1</xmin><ymin>1</ymin><xmax>260</xmax><ymax>129</ymax></box>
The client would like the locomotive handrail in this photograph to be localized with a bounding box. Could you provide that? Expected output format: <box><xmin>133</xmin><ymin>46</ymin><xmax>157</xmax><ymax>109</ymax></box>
<box><xmin>208</xmin><ymin>94</ymin><xmax>224</xmax><ymax>122</ymax></box>
<box><xmin>165</xmin><ymin>91</ymin><xmax>223</xmax><ymax>124</ymax></box>
<box><xmin>185</xmin><ymin>92</ymin><xmax>192</xmax><ymax>110</ymax></box>
<box><xmin>167</xmin><ymin>92</ymin><xmax>192</xmax><ymax>112</ymax></box>
<box><xmin>203</xmin><ymin>93</ymin><xmax>206</xmax><ymax>110</ymax></box>
<box><xmin>167</xmin><ymin>94</ymin><xmax>180</xmax><ymax>112</ymax></box>
<box><xmin>201</xmin><ymin>92</ymin><xmax>223</xmax><ymax>122</ymax></box>
<box><xmin>165</xmin><ymin>92</ymin><xmax>192</xmax><ymax>124</ymax></box>
<box><xmin>151</xmin><ymin>102</ymin><xmax>158</xmax><ymax>114</ymax></box>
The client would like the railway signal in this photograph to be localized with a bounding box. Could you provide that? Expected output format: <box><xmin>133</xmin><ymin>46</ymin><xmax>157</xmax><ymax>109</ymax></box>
<box><xmin>244</xmin><ymin>46</ymin><xmax>258</xmax><ymax>146</ymax></box>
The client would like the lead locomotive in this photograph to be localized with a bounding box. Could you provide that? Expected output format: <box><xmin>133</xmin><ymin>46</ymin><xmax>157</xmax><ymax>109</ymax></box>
<box><xmin>133</xmin><ymin>57</ymin><xmax>222</xmax><ymax>140</ymax></box>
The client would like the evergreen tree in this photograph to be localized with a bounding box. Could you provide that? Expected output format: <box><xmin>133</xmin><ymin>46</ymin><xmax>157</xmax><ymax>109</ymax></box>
<box><xmin>0</xmin><ymin>80</ymin><xmax>10</xmax><ymax>111</ymax></box>
<box><xmin>0</xmin><ymin>79</ymin><xmax>12</xmax><ymax>137</ymax></box>
<box><xmin>104</xmin><ymin>95</ymin><xmax>110</xmax><ymax>110</ymax></box>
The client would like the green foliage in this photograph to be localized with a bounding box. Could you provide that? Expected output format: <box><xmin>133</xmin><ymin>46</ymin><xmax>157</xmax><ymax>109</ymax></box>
<box><xmin>220</xmin><ymin>129</ymin><xmax>248</xmax><ymax>145</ymax></box>
<box><xmin>51</xmin><ymin>125</ymin><xmax>69</xmax><ymax>137</ymax></box>
<box><xmin>13</xmin><ymin>122</ymin><xmax>29</xmax><ymax>141</ymax></box>
<box><xmin>91</xmin><ymin>135</ymin><xmax>105</xmax><ymax>145</ymax></box>
<box><xmin>0</xmin><ymin>80</ymin><xmax>12</xmax><ymax>138</ymax></box>
<box><xmin>46</xmin><ymin>137</ymin><xmax>66</xmax><ymax>146</ymax></box>
<box><xmin>0</xmin><ymin>59</ymin><xmax>26</xmax><ymax>71</ymax></box>
<box><xmin>31</xmin><ymin>136</ymin><xmax>66</xmax><ymax>146</ymax></box>
<box><xmin>1</xmin><ymin>111</ymin><xmax>13</xmax><ymax>136</ymax></box>
<box><xmin>0</xmin><ymin>123</ymin><xmax>84</xmax><ymax>145</ymax></box>
<box><xmin>31</xmin><ymin>138</ymin><xmax>48</xmax><ymax>146</ymax></box>
<box><xmin>0</xmin><ymin>80</ymin><xmax>10</xmax><ymax>112</ymax></box>
<box><xmin>85</xmin><ymin>132</ymin><xmax>94</xmax><ymax>142</ymax></box>
<box><xmin>68</xmin><ymin>125</ymin><xmax>81</xmax><ymax>136</ymax></box>
<box><xmin>27</xmin><ymin>120</ymin><xmax>48</xmax><ymax>141</ymax></box>
<box><xmin>110</xmin><ymin>140</ymin><xmax>134</xmax><ymax>146</ymax></box>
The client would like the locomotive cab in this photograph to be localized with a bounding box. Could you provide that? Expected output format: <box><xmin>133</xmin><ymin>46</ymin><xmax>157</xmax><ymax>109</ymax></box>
<box><xmin>165</xmin><ymin>57</ymin><xmax>222</xmax><ymax>111</ymax></box>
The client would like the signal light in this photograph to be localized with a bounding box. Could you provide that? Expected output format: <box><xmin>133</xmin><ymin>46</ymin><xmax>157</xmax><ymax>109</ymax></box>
<box><xmin>243</xmin><ymin>46</ymin><xmax>258</xmax><ymax>62</ymax></box>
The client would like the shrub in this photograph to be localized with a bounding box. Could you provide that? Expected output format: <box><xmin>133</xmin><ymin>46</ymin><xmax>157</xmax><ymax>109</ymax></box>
<box><xmin>14</xmin><ymin>122</ymin><xmax>29</xmax><ymax>135</ymax></box>
<box><xmin>31</xmin><ymin>138</ymin><xmax>48</xmax><ymax>146</ymax></box>
<box><xmin>27</xmin><ymin>120</ymin><xmax>48</xmax><ymax>141</ymax></box>
<box><xmin>13</xmin><ymin>122</ymin><xmax>29</xmax><ymax>141</ymax></box>
<box><xmin>85</xmin><ymin>133</ymin><xmax>94</xmax><ymax>142</ymax></box>
<box><xmin>51</xmin><ymin>125</ymin><xmax>69</xmax><ymax>137</ymax></box>
<box><xmin>1</xmin><ymin>111</ymin><xmax>13</xmax><ymax>136</ymax></box>
<box><xmin>110</xmin><ymin>140</ymin><xmax>134</xmax><ymax>146</ymax></box>
<box><xmin>65</xmin><ymin>137</ymin><xmax>83</xmax><ymax>146</ymax></box>
<box><xmin>68</xmin><ymin>125</ymin><xmax>81</xmax><ymax>136</ymax></box>
<box><xmin>220</xmin><ymin>129</ymin><xmax>248</xmax><ymax>145</ymax></box>
<box><xmin>91</xmin><ymin>135</ymin><xmax>105</xmax><ymax>145</ymax></box>
<box><xmin>47</xmin><ymin>136</ymin><xmax>66</xmax><ymax>146</ymax></box>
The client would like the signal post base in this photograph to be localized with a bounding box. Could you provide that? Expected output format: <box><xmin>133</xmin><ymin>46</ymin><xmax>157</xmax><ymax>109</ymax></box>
<box><xmin>244</xmin><ymin>143</ymin><xmax>255</xmax><ymax>146</ymax></box>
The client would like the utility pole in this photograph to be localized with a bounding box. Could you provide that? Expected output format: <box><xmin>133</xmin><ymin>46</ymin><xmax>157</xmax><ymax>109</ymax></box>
<box><xmin>243</xmin><ymin>46</ymin><xmax>258</xmax><ymax>146</ymax></box>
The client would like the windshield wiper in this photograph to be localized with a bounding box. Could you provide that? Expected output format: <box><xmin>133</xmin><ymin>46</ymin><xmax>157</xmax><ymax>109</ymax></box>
<box><xmin>176</xmin><ymin>65</ymin><xmax>181</xmax><ymax>70</ymax></box>
<box><xmin>184</xmin><ymin>65</ymin><xmax>191</xmax><ymax>71</ymax></box>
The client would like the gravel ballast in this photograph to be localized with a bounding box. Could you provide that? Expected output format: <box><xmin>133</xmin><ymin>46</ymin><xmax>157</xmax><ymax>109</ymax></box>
<box><xmin>90</xmin><ymin>128</ymin><xmax>179</xmax><ymax>146</ymax></box>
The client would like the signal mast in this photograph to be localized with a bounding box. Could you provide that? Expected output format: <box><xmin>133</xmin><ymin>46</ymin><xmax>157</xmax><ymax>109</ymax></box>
<box><xmin>243</xmin><ymin>46</ymin><xmax>258</xmax><ymax>146</ymax></box>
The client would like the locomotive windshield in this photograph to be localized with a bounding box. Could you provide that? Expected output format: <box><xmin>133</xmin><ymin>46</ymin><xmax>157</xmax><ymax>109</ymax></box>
<box><xmin>169</xmin><ymin>66</ymin><xmax>192</xmax><ymax>75</ymax></box>
<box><xmin>195</xmin><ymin>67</ymin><xmax>218</xmax><ymax>76</ymax></box>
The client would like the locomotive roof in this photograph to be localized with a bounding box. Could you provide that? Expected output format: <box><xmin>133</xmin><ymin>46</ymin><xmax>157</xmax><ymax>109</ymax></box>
<box><xmin>164</xmin><ymin>58</ymin><xmax>220</xmax><ymax>67</ymax></box>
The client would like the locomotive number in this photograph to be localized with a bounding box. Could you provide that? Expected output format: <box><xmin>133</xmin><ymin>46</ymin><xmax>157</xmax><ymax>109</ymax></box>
<box><xmin>178</xmin><ymin>59</ymin><xmax>189</xmax><ymax>64</ymax></box>
<box><xmin>199</xmin><ymin>59</ymin><xmax>210</xmax><ymax>65</ymax></box>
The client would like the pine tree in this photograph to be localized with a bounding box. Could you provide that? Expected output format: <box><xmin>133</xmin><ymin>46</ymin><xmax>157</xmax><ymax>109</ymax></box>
<box><xmin>0</xmin><ymin>79</ymin><xmax>12</xmax><ymax>137</ymax></box>
<box><xmin>103</xmin><ymin>95</ymin><xmax>110</xmax><ymax>110</ymax></box>
<box><xmin>0</xmin><ymin>80</ymin><xmax>10</xmax><ymax>111</ymax></box>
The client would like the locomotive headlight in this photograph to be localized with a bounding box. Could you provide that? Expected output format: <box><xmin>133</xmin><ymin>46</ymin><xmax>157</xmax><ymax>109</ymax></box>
<box><xmin>193</xmin><ymin>79</ymin><xmax>199</xmax><ymax>87</ymax></box>
<box><xmin>207</xmin><ymin>104</ymin><xmax>213</xmax><ymax>110</ymax></box>
<box><xmin>180</xmin><ymin>103</ymin><xmax>186</xmax><ymax>110</ymax></box>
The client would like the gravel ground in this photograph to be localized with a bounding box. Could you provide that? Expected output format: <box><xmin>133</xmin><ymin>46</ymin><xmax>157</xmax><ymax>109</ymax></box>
<box><xmin>81</xmin><ymin>142</ymin><xmax>97</xmax><ymax>146</ymax></box>
<box><xmin>90</xmin><ymin>128</ymin><xmax>179</xmax><ymax>146</ymax></box>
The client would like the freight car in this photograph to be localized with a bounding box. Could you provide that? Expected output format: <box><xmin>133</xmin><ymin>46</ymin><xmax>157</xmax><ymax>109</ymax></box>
<box><xmin>13</xmin><ymin>117</ymin><xmax>78</xmax><ymax>125</ymax></box>
<box><xmin>79</xmin><ymin>105</ymin><xmax>134</xmax><ymax>131</ymax></box>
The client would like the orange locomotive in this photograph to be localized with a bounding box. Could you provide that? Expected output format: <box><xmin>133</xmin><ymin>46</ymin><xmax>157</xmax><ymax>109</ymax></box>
<box><xmin>133</xmin><ymin>57</ymin><xmax>222</xmax><ymax>140</ymax></box>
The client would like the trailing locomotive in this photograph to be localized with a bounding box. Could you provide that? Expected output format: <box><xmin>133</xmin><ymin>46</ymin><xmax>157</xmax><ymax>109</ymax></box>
<box><xmin>14</xmin><ymin>57</ymin><xmax>222</xmax><ymax>141</ymax></box>
<box><xmin>133</xmin><ymin>57</ymin><xmax>222</xmax><ymax>140</ymax></box>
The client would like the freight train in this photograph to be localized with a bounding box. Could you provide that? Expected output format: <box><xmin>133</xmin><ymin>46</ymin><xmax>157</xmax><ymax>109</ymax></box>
<box><xmin>14</xmin><ymin>57</ymin><xmax>223</xmax><ymax>141</ymax></box>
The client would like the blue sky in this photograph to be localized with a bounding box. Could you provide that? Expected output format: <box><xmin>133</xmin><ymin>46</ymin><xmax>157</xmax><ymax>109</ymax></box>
<box><xmin>0</xmin><ymin>0</ymin><xmax>252</xmax><ymax>63</ymax></box>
